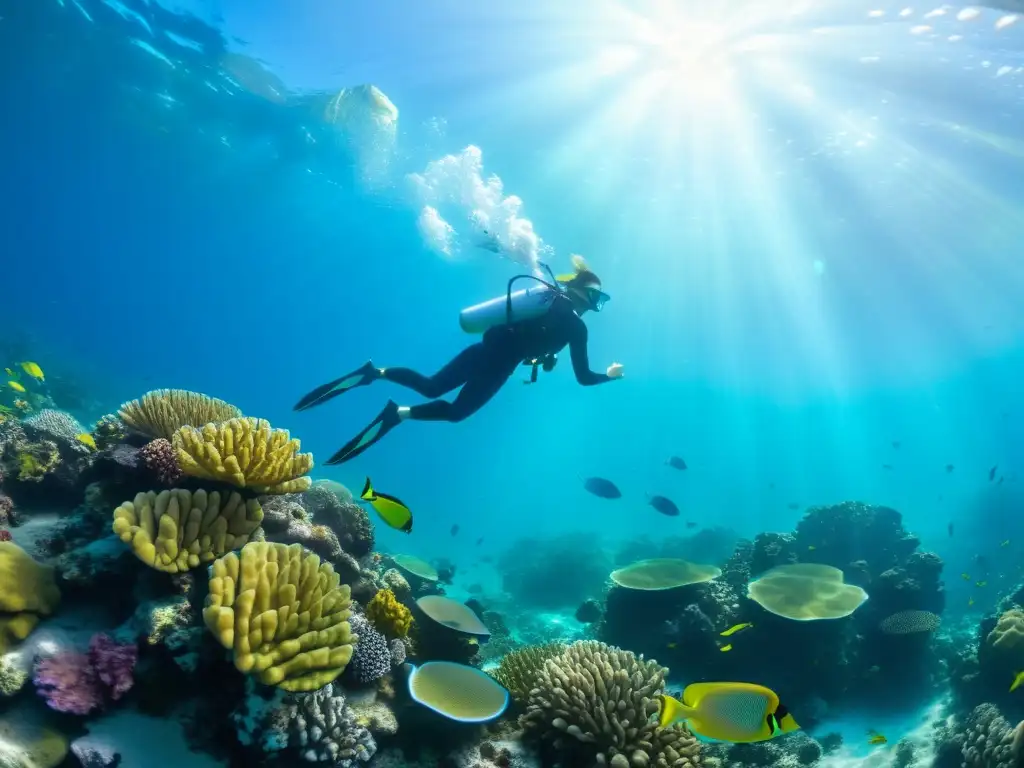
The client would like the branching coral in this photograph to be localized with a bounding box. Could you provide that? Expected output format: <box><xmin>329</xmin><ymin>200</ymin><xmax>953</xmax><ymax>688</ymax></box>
<box><xmin>233</xmin><ymin>681</ymin><xmax>376</xmax><ymax>765</ymax></box>
<box><xmin>173</xmin><ymin>417</ymin><xmax>313</xmax><ymax>494</ymax></box>
<box><xmin>112</xmin><ymin>488</ymin><xmax>264</xmax><ymax>573</ymax></box>
<box><xmin>303</xmin><ymin>484</ymin><xmax>374</xmax><ymax>556</ymax></box>
<box><xmin>366</xmin><ymin>589</ymin><xmax>413</xmax><ymax>638</ymax></box>
<box><xmin>203</xmin><ymin>542</ymin><xmax>355</xmax><ymax>691</ymax></box>
<box><xmin>959</xmin><ymin>703</ymin><xmax>1024</xmax><ymax>767</ymax></box>
<box><xmin>522</xmin><ymin>640</ymin><xmax>701</xmax><ymax>768</ymax></box>
<box><xmin>492</xmin><ymin>643</ymin><xmax>566</xmax><ymax>704</ymax></box>
<box><xmin>118</xmin><ymin>389</ymin><xmax>242</xmax><ymax>439</ymax></box>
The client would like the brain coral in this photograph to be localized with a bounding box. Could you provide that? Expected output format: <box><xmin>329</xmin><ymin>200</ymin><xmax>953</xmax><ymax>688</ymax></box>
<box><xmin>203</xmin><ymin>542</ymin><xmax>355</xmax><ymax>691</ymax></box>
<box><xmin>522</xmin><ymin>640</ymin><xmax>700</xmax><ymax>767</ymax></box>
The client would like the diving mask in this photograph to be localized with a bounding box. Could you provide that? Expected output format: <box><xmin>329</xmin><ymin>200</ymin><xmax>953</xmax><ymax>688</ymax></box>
<box><xmin>584</xmin><ymin>286</ymin><xmax>610</xmax><ymax>311</ymax></box>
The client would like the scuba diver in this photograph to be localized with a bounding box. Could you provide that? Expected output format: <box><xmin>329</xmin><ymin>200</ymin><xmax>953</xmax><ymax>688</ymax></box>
<box><xmin>294</xmin><ymin>255</ymin><xmax>624</xmax><ymax>465</ymax></box>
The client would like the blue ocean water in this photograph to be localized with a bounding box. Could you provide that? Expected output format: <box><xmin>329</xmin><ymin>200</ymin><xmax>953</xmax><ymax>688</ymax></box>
<box><xmin>4</xmin><ymin>0</ymin><xmax>1024</xmax><ymax>764</ymax></box>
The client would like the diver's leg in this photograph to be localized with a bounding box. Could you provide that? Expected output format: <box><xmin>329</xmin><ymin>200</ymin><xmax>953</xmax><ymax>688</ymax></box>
<box><xmin>382</xmin><ymin>344</ymin><xmax>485</xmax><ymax>398</ymax></box>
<box><xmin>293</xmin><ymin>361</ymin><xmax>381</xmax><ymax>411</ymax></box>
<box><xmin>406</xmin><ymin>360</ymin><xmax>517</xmax><ymax>423</ymax></box>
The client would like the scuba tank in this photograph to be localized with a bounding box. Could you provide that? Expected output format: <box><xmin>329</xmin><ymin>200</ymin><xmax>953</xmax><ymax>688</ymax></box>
<box><xmin>458</xmin><ymin>263</ymin><xmax>565</xmax><ymax>334</ymax></box>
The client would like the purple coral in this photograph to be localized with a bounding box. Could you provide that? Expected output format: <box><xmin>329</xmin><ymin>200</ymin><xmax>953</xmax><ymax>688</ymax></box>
<box><xmin>139</xmin><ymin>439</ymin><xmax>183</xmax><ymax>486</ymax></box>
<box><xmin>89</xmin><ymin>633</ymin><xmax>137</xmax><ymax>701</ymax></box>
<box><xmin>34</xmin><ymin>651</ymin><xmax>102</xmax><ymax>715</ymax></box>
<box><xmin>33</xmin><ymin>634</ymin><xmax>137</xmax><ymax>715</ymax></box>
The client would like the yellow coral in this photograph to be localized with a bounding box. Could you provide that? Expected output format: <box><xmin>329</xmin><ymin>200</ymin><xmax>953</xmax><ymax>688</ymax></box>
<box><xmin>0</xmin><ymin>542</ymin><xmax>60</xmax><ymax>653</ymax></box>
<box><xmin>173</xmin><ymin>417</ymin><xmax>313</xmax><ymax>495</ymax></box>
<box><xmin>366</xmin><ymin>588</ymin><xmax>413</xmax><ymax>639</ymax></box>
<box><xmin>16</xmin><ymin>442</ymin><xmax>60</xmax><ymax>482</ymax></box>
<box><xmin>988</xmin><ymin>609</ymin><xmax>1024</xmax><ymax>654</ymax></box>
<box><xmin>112</xmin><ymin>489</ymin><xmax>264</xmax><ymax>574</ymax></box>
<box><xmin>203</xmin><ymin>541</ymin><xmax>354</xmax><ymax>691</ymax></box>
<box><xmin>118</xmin><ymin>389</ymin><xmax>242</xmax><ymax>439</ymax></box>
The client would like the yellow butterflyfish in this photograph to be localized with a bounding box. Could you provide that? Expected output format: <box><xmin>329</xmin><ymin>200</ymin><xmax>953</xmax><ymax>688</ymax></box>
<box><xmin>7</xmin><ymin>381</ymin><xmax>25</xmax><ymax>393</ymax></box>
<box><xmin>76</xmin><ymin>433</ymin><xmax>97</xmax><ymax>451</ymax></box>
<box><xmin>719</xmin><ymin>644</ymin><xmax>733</xmax><ymax>652</ymax></box>
<box><xmin>658</xmin><ymin>682</ymin><xmax>799</xmax><ymax>743</ymax></box>
<box><xmin>19</xmin><ymin>362</ymin><xmax>44</xmax><ymax>381</ymax></box>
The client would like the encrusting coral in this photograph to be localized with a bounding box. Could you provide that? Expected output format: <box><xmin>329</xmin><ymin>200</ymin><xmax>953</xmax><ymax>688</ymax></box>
<box><xmin>366</xmin><ymin>588</ymin><xmax>413</xmax><ymax>638</ymax></box>
<box><xmin>203</xmin><ymin>541</ymin><xmax>355</xmax><ymax>691</ymax></box>
<box><xmin>112</xmin><ymin>488</ymin><xmax>264</xmax><ymax>573</ymax></box>
<box><xmin>0</xmin><ymin>542</ymin><xmax>61</xmax><ymax>654</ymax></box>
<box><xmin>173</xmin><ymin>417</ymin><xmax>313</xmax><ymax>494</ymax></box>
<box><xmin>117</xmin><ymin>388</ymin><xmax>243</xmax><ymax>440</ymax></box>
<box><xmin>522</xmin><ymin>640</ymin><xmax>701</xmax><ymax>768</ymax></box>
<box><xmin>492</xmin><ymin>643</ymin><xmax>566</xmax><ymax>704</ymax></box>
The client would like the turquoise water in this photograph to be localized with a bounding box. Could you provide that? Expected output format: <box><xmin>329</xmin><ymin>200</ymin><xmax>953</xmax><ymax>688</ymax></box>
<box><xmin>4</xmin><ymin>1</ymin><xmax>1024</xmax><ymax>766</ymax></box>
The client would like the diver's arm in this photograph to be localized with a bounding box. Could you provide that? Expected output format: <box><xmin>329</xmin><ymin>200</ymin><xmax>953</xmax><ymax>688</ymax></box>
<box><xmin>568</xmin><ymin>317</ymin><xmax>613</xmax><ymax>386</ymax></box>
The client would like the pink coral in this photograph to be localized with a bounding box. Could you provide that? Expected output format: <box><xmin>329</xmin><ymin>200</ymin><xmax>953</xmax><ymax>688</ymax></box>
<box><xmin>33</xmin><ymin>634</ymin><xmax>137</xmax><ymax>715</ymax></box>
<box><xmin>89</xmin><ymin>633</ymin><xmax>136</xmax><ymax>701</ymax></box>
<box><xmin>33</xmin><ymin>651</ymin><xmax>101</xmax><ymax>715</ymax></box>
<box><xmin>0</xmin><ymin>492</ymin><xmax>12</xmax><ymax>525</ymax></box>
<box><xmin>139</xmin><ymin>438</ymin><xmax>183</xmax><ymax>486</ymax></box>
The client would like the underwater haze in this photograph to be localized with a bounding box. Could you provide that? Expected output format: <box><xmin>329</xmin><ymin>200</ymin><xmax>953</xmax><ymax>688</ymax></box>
<box><xmin>3</xmin><ymin>0</ymin><xmax>1024</xmax><ymax>766</ymax></box>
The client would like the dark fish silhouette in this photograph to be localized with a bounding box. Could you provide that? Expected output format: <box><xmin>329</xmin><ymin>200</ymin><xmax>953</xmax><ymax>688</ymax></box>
<box><xmin>648</xmin><ymin>494</ymin><xmax>680</xmax><ymax>517</ymax></box>
<box><xmin>450</xmin><ymin>524</ymin><xmax>460</xmax><ymax>536</ymax></box>
<box><xmin>945</xmin><ymin>464</ymin><xmax>954</xmax><ymax>473</ymax></box>
<box><xmin>686</xmin><ymin>521</ymin><xmax>698</xmax><ymax>529</ymax></box>
<box><xmin>787</xmin><ymin>502</ymin><xmax>800</xmax><ymax>510</ymax></box>
<box><xmin>948</xmin><ymin>522</ymin><xmax>954</xmax><ymax>537</ymax></box>
<box><xmin>584</xmin><ymin>477</ymin><xmax>622</xmax><ymax>499</ymax></box>
<box><xmin>476</xmin><ymin>537</ymin><xmax>484</xmax><ymax>546</ymax></box>
<box><xmin>990</xmin><ymin>466</ymin><xmax>998</xmax><ymax>481</ymax></box>
<box><xmin>882</xmin><ymin>464</ymin><xmax>894</xmax><ymax>470</ymax></box>
<box><xmin>667</xmin><ymin>456</ymin><xmax>688</xmax><ymax>471</ymax></box>
<box><xmin>892</xmin><ymin>441</ymin><xmax>901</xmax><ymax>449</ymax></box>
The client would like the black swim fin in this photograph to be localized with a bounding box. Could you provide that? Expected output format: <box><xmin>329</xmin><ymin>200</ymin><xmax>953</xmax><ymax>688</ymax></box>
<box><xmin>326</xmin><ymin>400</ymin><xmax>403</xmax><ymax>465</ymax></box>
<box><xmin>294</xmin><ymin>362</ymin><xmax>381</xmax><ymax>412</ymax></box>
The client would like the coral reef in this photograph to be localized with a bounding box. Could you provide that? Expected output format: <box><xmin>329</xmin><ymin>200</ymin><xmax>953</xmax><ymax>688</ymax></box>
<box><xmin>112</xmin><ymin>488</ymin><xmax>264</xmax><ymax>573</ymax></box>
<box><xmin>601</xmin><ymin>500</ymin><xmax>946</xmax><ymax>715</ymax></box>
<box><xmin>173</xmin><ymin>417</ymin><xmax>313</xmax><ymax>494</ymax></box>
<box><xmin>203</xmin><ymin>541</ymin><xmax>355</xmax><ymax>691</ymax></box>
<box><xmin>304</xmin><ymin>483</ymin><xmax>375</xmax><ymax>557</ymax></box>
<box><xmin>117</xmin><ymin>389</ymin><xmax>242</xmax><ymax>439</ymax></box>
<box><xmin>366</xmin><ymin>588</ymin><xmax>413</xmax><ymax>638</ymax></box>
<box><xmin>233</xmin><ymin>680</ymin><xmax>376</xmax><ymax>765</ymax></box>
<box><xmin>521</xmin><ymin>640</ymin><xmax>701</xmax><ymax>767</ymax></box>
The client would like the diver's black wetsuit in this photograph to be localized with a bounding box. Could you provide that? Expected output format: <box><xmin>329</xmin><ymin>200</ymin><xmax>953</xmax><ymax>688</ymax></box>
<box><xmin>385</xmin><ymin>294</ymin><xmax>611</xmax><ymax>422</ymax></box>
